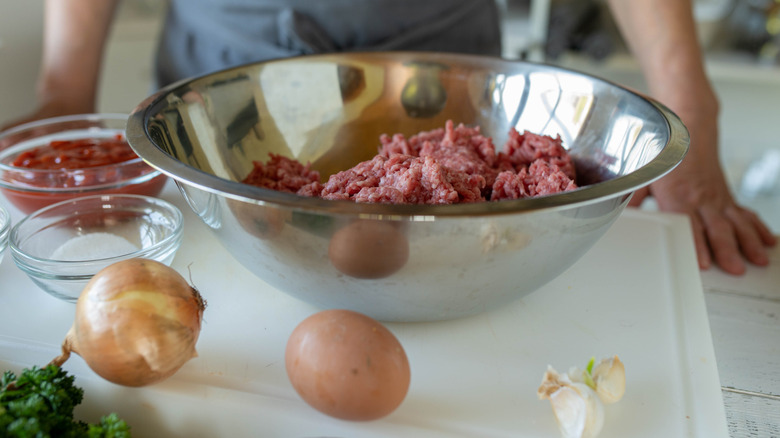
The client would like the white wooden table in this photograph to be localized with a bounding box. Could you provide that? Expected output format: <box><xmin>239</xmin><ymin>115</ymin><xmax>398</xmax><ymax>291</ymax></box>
<box><xmin>701</xmin><ymin>237</ymin><xmax>780</xmax><ymax>438</ymax></box>
<box><xmin>1</xmin><ymin>181</ymin><xmax>777</xmax><ymax>437</ymax></box>
<box><xmin>0</xmin><ymin>188</ymin><xmax>733</xmax><ymax>437</ymax></box>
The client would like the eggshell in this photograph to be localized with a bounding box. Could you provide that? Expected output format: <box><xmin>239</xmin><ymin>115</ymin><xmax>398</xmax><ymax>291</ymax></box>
<box><xmin>285</xmin><ymin>309</ymin><xmax>411</xmax><ymax>421</ymax></box>
<box><xmin>328</xmin><ymin>220</ymin><xmax>409</xmax><ymax>279</ymax></box>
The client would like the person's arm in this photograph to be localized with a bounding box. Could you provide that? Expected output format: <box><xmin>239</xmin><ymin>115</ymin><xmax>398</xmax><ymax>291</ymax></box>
<box><xmin>607</xmin><ymin>0</ymin><xmax>776</xmax><ymax>275</ymax></box>
<box><xmin>2</xmin><ymin>0</ymin><xmax>119</xmax><ymax>129</ymax></box>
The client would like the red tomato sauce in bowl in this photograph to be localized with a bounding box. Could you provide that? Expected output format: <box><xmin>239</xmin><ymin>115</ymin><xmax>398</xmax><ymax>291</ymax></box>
<box><xmin>11</xmin><ymin>134</ymin><xmax>138</xmax><ymax>170</ymax></box>
<box><xmin>1</xmin><ymin>174</ymin><xmax>168</xmax><ymax>215</ymax></box>
<box><xmin>1</xmin><ymin>127</ymin><xmax>166</xmax><ymax>214</ymax></box>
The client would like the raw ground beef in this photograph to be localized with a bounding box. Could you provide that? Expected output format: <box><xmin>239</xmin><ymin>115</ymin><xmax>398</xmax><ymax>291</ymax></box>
<box><xmin>241</xmin><ymin>120</ymin><xmax>577</xmax><ymax>204</ymax></box>
<box><xmin>320</xmin><ymin>154</ymin><xmax>484</xmax><ymax>204</ymax></box>
<box><xmin>241</xmin><ymin>153</ymin><xmax>320</xmax><ymax>193</ymax></box>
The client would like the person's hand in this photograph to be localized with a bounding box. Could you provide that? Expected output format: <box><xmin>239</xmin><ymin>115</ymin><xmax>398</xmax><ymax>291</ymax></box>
<box><xmin>629</xmin><ymin>111</ymin><xmax>777</xmax><ymax>275</ymax></box>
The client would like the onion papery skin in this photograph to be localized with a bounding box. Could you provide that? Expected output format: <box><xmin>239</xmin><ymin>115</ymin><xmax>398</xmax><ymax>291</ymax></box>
<box><xmin>71</xmin><ymin>258</ymin><xmax>205</xmax><ymax>387</ymax></box>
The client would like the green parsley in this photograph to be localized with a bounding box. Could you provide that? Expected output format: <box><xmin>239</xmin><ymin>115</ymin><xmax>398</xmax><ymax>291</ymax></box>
<box><xmin>1</xmin><ymin>364</ymin><xmax>131</xmax><ymax>437</ymax></box>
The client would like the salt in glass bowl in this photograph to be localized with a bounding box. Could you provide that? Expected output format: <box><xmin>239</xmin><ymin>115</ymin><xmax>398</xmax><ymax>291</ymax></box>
<box><xmin>9</xmin><ymin>194</ymin><xmax>183</xmax><ymax>302</ymax></box>
<box><xmin>0</xmin><ymin>113</ymin><xmax>167</xmax><ymax>214</ymax></box>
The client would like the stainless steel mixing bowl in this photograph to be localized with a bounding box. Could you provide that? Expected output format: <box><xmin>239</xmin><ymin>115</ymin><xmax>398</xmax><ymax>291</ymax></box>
<box><xmin>127</xmin><ymin>52</ymin><xmax>688</xmax><ymax>322</ymax></box>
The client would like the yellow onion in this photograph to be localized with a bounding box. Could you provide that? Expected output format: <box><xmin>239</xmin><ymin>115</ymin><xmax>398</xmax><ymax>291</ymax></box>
<box><xmin>52</xmin><ymin>259</ymin><xmax>206</xmax><ymax>387</ymax></box>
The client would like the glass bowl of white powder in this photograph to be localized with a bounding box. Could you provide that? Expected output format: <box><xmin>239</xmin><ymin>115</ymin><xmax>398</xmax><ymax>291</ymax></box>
<box><xmin>9</xmin><ymin>194</ymin><xmax>183</xmax><ymax>302</ymax></box>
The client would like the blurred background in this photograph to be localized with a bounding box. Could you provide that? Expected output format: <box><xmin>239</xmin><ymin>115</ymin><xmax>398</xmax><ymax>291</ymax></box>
<box><xmin>0</xmin><ymin>0</ymin><xmax>777</xmax><ymax>230</ymax></box>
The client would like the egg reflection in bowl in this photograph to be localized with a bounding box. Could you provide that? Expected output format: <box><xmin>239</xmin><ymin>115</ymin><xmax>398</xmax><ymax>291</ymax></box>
<box><xmin>226</xmin><ymin>197</ymin><xmax>288</xmax><ymax>240</ymax></box>
<box><xmin>328</xmin><ymin>220</ymin><xmax>410</xmax><ymax>280</ymax></box>
<box><xmin>127</xmin><ymin>52</ymin><xmax>689</xmax><ymax>322</ymax></box>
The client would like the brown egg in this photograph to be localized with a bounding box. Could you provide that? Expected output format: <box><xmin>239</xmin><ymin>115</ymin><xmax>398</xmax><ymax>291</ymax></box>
<box><xmin>328</xmin><ymin>220</ymin><xmax>409</xmax><ymax>279</ymax></box>
<box><xmin>285</xmin><ymin>309</ymin><xmax>411</xmax><ymax>421</ymax></box>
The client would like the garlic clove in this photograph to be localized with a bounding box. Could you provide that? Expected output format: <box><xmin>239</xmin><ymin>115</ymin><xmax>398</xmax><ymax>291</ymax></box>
<box><xmin>539</xmin><ymin>365</ymin><xmax>572</xmax><ymax>398</ymax></box>
<box><xmin>592</xmin><ymin>355</ymin><xmax>626</xmax><ymax>404</ymax></box>
<box><xmin>550</xmin><ymin>384</ymin><xmax>605</xmax><ymax>438</ymax></box>
<box><xmin>539</xmin><ymin>366</ymin><xmax>605</xmax><ymax>438</ymax></box>
<box><xmin>566</xmin><ymin>365</ymin><xmax>589</xmax><ymax>386</ymax></box>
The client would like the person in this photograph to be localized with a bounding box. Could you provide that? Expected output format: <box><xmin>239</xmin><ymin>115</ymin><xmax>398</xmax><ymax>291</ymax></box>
<box><xmin>605</xmin><ymin>0</ymin><xmax>775</xmax><ymax>275</ymax></box>
<box><xmin>3</xmin><ymin>0</ymin><xmax>776</xmax><ymax>275</ymax></box>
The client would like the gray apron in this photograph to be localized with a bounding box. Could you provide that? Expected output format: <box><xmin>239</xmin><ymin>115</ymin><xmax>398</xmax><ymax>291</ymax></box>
<box><xmin>154</xmin><ymin>0</ymin><xmax>502</xmax><ymax>88</ymax></box>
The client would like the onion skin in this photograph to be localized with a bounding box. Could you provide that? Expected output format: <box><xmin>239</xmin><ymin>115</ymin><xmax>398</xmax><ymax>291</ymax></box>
<box><xmin>65</xmin><ymin>258</ymin><xmax>206</xmax><ymax>387</ymax></box>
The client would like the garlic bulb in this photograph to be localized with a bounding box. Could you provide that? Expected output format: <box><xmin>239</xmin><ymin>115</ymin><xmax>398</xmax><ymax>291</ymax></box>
<box><xmin>538</xmin><ymin>366</ymin><xmax>605</xmax><ymax>438</ymax></box>
<box><xmin>567</xmin><ymin>355</ymin><xmax>626</xmax><ymax>404</ymax></box>
<box><xmin>539</xmin><ymin>356</ymin><xmax>626</xmax><ymax>438</ymax></box>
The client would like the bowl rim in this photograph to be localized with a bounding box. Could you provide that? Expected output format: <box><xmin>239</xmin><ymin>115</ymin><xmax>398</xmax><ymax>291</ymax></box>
<box><xmin>0</xmin><ymin>113</ymin><xmax>162</xmax><ymax>193</ymax></box>
<box><xmin>127</xmin><ymin>51</ymin><xmax>690</xmax><ymax>218</ymax></box>
<box><xmin>0</xmin><ymin>204</ymin><xmax>9</xmax><ymax>246</ymax></box>
<box><xmin>9</xmin><ymin>193</ymin><xmax>183</xmax><ymax>266</ymax></box>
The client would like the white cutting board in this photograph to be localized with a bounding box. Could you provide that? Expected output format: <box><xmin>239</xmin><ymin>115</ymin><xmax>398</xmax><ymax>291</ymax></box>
<box><xmin>0</xmin><ymin>184</ymin><xmax>728</xmax><ymax>438</ymax></box>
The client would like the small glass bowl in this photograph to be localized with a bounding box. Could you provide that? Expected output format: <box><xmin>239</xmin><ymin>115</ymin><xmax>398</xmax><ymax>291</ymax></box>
<box><xmin>10</xmin><ymin>194</ymin><xmax>183</xmax><ymax>302</ymax></box>
<box><xmin>0</xmin><ymin>204</ymin><xmax>9</xmax><ymax>264</ymax></box>
<box><xmin>0</xmin><ymin>114</ymin><xmax>167</xmax><ymax>214</ymax></box>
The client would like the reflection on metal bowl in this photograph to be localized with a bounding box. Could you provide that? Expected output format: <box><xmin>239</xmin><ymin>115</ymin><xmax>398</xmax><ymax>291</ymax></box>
<box><xmin>226</xmin><ymin>197</ymin><xmax>288</xmax><ymax>240</ymax></box>
<box><xmin>127</xmin><ymin>52</ymin><xmax>688</xmax><ymax>322</ymax></box>
<box><xmin>328</xmin><ymin>220</ymin><xmax>410</xmax><ymax>280</ymax></box>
